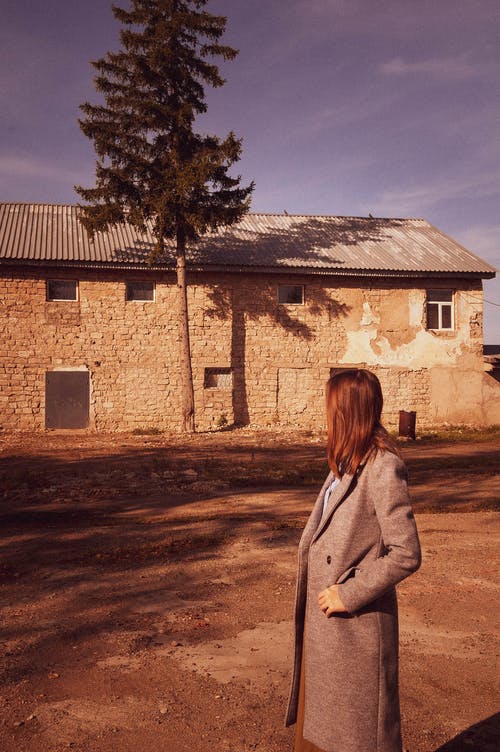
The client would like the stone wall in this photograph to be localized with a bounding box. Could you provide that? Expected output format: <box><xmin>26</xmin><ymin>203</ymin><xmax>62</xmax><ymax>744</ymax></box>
<box><xmin>1</xmin><ymin>266</ymin><xmax>498</xmax><ymax>433</ymax></box>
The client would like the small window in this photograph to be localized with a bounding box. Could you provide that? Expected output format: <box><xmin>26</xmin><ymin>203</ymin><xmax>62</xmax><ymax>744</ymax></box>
<box><xmin>126</xmin><ymin>281</ymin><xmax>155</xmax><ymax>301</ymax></box>
<box><xmin>47</xmin><ymin>279</ymin><xmax>78</xmax><ymax>301</ymax></box>
<box><xmin>204</xmin><ymin>367</ymin><xmax>233</xmax><ymax>389</ymax></box>
<box><xmin>278</xmin><ymin>285</ymin><xmax>304</xmax><ymax>304</ymax></box>
<box><xmin>426</xmin><ymin>290</ymin><xmax>454</xmax><ymax>330</ymax></box>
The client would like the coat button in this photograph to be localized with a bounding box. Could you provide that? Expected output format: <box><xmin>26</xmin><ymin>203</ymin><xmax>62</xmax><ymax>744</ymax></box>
<box><xmin>326</xmin><ymin>555</ymin><xmax>332</xmax><ymax>564</ymax></box>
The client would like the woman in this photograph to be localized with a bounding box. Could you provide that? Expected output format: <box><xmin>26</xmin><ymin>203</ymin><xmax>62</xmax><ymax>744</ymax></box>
<box><xmin>285</xmin><ymin>369</ymin><xmax>421</xmax><ymax>752</ymax></box>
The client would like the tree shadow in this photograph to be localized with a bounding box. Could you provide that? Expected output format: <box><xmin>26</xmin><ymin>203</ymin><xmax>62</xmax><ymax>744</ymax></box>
<box><xmin>407</xmin><ymin>447</ymin><xmax>499</xmax><ymax>480</ymax></box>
<box><xmin>204</xmin><ymin>283</ymin><xmax>350</xmax><ymax>425</ymax></box>
<box><xmin>434</xmin><ymin>712</ymin><xmax>499</xmax><ymax>751</ymax></box>
<box><xmin>0</xmin><ymin>437</ymin><xmax>498</xmax><ymax>696</ymax></box>
<box><xmin>1</xmin><ymin>441</ymin><xmax>498</xmax><ymax>515</ymax></box>
<box><xmin>112</xmin><ymin>215</ymin><xmax>406</xmax><ymax>268</ymax></box>
<box><xmin>109</xmin><ymin>215</ymin><xmax>408</xmax><ymax>426</ymax></box>
<box><xmin>0</xmin><ymin>473</ymin><xmax>306</xmax><ymax>692</ymax></box>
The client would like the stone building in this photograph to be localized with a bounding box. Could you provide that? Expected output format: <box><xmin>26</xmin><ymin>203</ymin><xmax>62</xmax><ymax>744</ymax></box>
<box><xmin>0</xmin><ymin>203</ymin><xmax>498</xmax><ymax>432</ymax></box>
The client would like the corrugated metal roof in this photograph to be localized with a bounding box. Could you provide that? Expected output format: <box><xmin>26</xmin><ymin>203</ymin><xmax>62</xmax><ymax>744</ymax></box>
<box><xmin>0</xmin><ymin>202</ymin><xmax>496</xmax><ymax>277</ymax></box>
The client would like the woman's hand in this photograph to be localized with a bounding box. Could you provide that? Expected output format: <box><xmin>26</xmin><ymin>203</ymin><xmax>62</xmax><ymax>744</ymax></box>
<box><xmin>318</xmin><ymin>585</ymin><xmax>348</xmax><ymax>616</ymax></box>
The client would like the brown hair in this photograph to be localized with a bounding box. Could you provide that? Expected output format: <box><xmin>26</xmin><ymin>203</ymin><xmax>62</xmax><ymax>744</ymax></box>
<box><xmin>326</xmin><ymin>369</ymin><xmax>400</xmax><ymax>477</ymax></box>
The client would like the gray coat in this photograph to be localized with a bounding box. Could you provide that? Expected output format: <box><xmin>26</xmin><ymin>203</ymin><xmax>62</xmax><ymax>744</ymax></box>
<box><xmin>285</xmin><ymin>450</ymin><xmax>421</xmax><ymax>752</ymax></box>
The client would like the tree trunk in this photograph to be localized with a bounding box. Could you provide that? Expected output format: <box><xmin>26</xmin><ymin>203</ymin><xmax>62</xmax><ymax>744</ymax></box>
<box><xmin>176</xmin><ymin>232</ymin><xmax>195</xmax><ymax>432</ymax></box>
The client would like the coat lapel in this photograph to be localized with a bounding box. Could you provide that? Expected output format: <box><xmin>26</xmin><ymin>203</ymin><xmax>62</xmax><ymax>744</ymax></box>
<box><xmin>298</xmin><ymin>470</ymin><xmax>334</xmax><ymax>551</ymax></box>
<box><xmin>311</xmin><ymin>470</ymin><xmax>356</xmax><ymax>543</ymax></box>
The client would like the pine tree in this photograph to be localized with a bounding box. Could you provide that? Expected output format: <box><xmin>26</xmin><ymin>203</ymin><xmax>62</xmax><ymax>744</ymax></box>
<box><xmin>75</xmin><ymin>0</ymin><xmax>254</xmax><ymax>432</ymax></box>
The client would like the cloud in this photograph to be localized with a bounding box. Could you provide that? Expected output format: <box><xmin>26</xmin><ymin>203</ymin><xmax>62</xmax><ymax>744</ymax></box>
<box><xmin>285</xmin><ymin>83</ymin><xmax>401</xmax><ymax>141</ymax></box>
<box><xmin>379</xmin><ymin>54</ymin><xmax>482</xmax><ymax>80</ymax></box>
<box><xmin>290</xmin><ymin>0</ymin><xmax>498</xmax><ymax>41</ymax></box>
<box><xmin>455</xmin><ymin>225</ymin><xmax>500</xmax><ymax>267</ymax></box>
<box><xmin>375</xmin><ymin>171</ymin><xmax>500</xmax><ymax>217</ymax></box>
<box><xmin>0</xmin><ymin>154</ymin><xmax>86</xmax><ymax>185</ymax></box>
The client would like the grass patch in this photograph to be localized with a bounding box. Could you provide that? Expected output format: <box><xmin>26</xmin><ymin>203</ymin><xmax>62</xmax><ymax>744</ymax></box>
<box><xmin>414</xmin><ymin>424</ymin><xmax>500</xmax><ymax>443</ymax></box>
<box><xmin>131</xmin><ymin>426</ymin><xmax>164</xmax><ymax>435</ymax></box>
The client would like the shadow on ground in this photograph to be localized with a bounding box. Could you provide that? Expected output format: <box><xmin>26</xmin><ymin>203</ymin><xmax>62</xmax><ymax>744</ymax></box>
<box><xmin>0</xmin><ymin>480</ymin><xmax>305</xmax><ymax>691</ymax></box>
<box><xmin>1</xmin><ymin>435</ymin><xmax>499</xmax><ymax>512</ymax></box>
<box><xmin>434</xmin><ymin>712</ymin><xmax>499</xmax><ymax>751</ymax></box>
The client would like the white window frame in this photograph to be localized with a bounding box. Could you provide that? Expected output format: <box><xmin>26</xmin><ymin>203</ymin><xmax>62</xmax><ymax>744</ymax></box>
<box><xmin>46</xmin><ymin>279</ymin><xmax>79</xmax><ymax>301</ymax></box>
<box><xmin>426</xmin><ymin>290</ymin><xmax>454</xmax><ymax>331</ymax></box>
<box><xmin>278</xmin><ymin>284</ymin><xmax>305</xmax><ymax>305</ymax></box>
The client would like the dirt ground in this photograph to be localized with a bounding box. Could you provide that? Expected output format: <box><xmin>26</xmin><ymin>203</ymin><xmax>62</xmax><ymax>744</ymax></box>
<box><xmin>0</xmin><ymin>429</ymin><xmax>498</xmax><ymax>752</ymax></box>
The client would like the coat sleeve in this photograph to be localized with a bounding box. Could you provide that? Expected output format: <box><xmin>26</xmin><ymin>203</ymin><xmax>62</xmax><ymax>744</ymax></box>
<box><xmin>337</xmin><ymin>453</ymin><xmax>421</xmax><ymax>613</ymax></box>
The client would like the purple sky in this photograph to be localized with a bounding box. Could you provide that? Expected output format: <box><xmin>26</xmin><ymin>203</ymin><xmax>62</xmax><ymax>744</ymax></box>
<box><xmin>1</xmin><ymin>0</ymin><xmax>499</xmax><ymax>340</ymax></box>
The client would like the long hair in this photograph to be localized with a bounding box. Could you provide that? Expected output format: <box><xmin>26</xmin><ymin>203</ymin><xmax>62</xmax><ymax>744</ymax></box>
<box><xmin>326</xmin><ymin>369</ymin><xmax>399</xmax><ymax>477</ymax></box>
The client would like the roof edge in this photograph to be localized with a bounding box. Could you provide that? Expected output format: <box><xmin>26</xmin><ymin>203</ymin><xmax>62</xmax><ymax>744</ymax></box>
<box><xmin>0</xmin><ymin>258</ymin><xmax>494</xmax><ymax>279</ymax></box>
<box><xmin>0</xmin><ymin>202</ymin><xmax>421</xmax><ymax>223</ymax></box>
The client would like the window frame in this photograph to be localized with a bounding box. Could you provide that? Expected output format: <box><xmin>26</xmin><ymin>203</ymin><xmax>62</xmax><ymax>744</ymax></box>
<box><xmin>426</xmin><ymin>289</ymin><xmax>454</xmax><ymax>332</ymax></box>
<box><xmin>46</xmin><ymin>279</ymin><xmax>79</xmax><ymax>302</ymax></box>
<box><xmin>277</xmin><ymin>284</ymin><xmax>305</xmax><ymax>305</ymax></box>
<box><xmin>125</xmin><ymin>280</ymin><xmax>156</xmax><ymax>302</ymax></box>
<box><xmin>203</xmin><ymin>367</ymin><xmax>233</xmax><ymax>390</ymax></box>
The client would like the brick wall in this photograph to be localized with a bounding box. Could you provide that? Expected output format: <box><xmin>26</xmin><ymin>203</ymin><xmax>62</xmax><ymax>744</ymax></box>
<box><xmin>0</xmin><ymin>266</ymin><xmax>492</xmax><ymax>432</ymax></box>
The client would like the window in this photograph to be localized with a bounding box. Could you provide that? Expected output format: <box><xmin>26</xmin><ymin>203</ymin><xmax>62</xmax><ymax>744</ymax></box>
<box><xmin>126</xmin><ymin>281</ymin><xmax>155</xmax><ymax>301</ymax></box>
<box><xmin>426</xmin><ymin>290</ymin><xmax>454</xmax><ymax>330</ymax></box>
<box><xmin>47</xmin><ymin>279</ymin><xmax>78</xmax><ymax>301</ymax></box>
<box><xmin>278</xmin><ymin>284</ymin><xmax>304</xmax><ymax>304</ymax></box>
<box><xmin>204</xmin><ymin>367</ymin><xmax>233</xmax><ymax>389</ymax></box>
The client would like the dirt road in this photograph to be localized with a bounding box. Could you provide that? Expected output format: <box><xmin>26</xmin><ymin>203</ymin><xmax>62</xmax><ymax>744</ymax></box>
<box><xmin>0</xmin><ymin>431</ymin><xmax>498</xmax><ymax>751</ymax></box>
